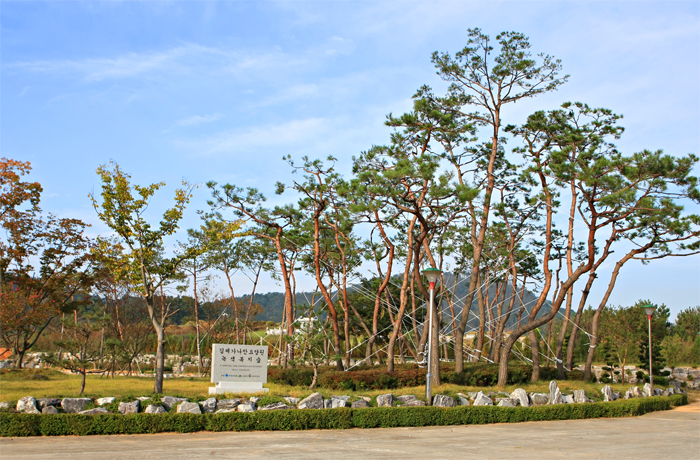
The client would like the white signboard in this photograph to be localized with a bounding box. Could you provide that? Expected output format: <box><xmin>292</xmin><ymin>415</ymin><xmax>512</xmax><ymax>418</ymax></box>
<box><xmin>211</xmin><ymin>344</ymin><xmax>268</xmax><ymax>384</ymax></box>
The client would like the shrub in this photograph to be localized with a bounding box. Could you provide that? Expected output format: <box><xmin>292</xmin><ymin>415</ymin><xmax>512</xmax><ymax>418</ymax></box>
<box><xmin>268</xmin><ymin>363</ymin><xmax>579</xmax><ymax>390</ymax></box>
<box><xmin>318</xmin><ymin>368</ymin><xmax>425</xmax><ymax>390</ymax></box>
<box><xmin>566</xmin><ymin>370</ymin><xmax>585</xmax><ymax>381</ymax></box>
<box><xmin>661</xmin><ymin>336</ymin><xmax>700</xmax><ymax>367</ymax></box>
<box><xmin>267</xmin><ymin>368</ymin><xmax>316</xmax><ymax>387</ymax></box>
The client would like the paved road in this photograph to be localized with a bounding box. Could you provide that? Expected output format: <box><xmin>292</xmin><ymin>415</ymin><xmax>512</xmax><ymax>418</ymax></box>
<box><xmin>2</xmin><ymin>403</ymin><xmax>698</xmax><ymax>460</ymax></box>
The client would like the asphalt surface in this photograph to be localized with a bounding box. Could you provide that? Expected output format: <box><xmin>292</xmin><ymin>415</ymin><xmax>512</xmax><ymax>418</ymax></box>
<box><xmin>1</xmin><ymin>402</ymin><xmax>698</xmax><ymax>460</ymax></box>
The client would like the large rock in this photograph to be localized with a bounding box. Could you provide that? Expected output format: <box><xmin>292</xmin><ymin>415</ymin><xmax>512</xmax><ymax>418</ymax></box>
<box><xmin>547</xmin><ymin>382</ymin><xmax>564</xmax><ymax>405</ymax></box>
<box><xmin>530</xmin><ymin>393</ymin><xmax>549</xmax><ymax>406</ymax></box>
<box><xmin>283</xmin><ymin>397</ymin><xmax>299</xmax><ymax>406</ymax></box>
<box><xmin>397</xmin><ymin>395</ymin><xmax>418</xmax><ymax>404</ymax></box>
<box><xmin>642</xmin><ymin>383</ymin><xmax>653</xmax><ymax>398</ymax></box>
<box><xmin>36</xmin><ymin>398</ymin><xmax>61</xmax><ymax>410</ymax></box>
<box><xmin>161</xmin><ymin>396</ymin><xmax>188</xmax><ymax>411</ymax></box>
<box><xmin>331</xmin><ymin>398</ymin><xmax>348</xmax><ymax>409</ymax></box>
<box><xmin>201</xmin><ymin>397</ymin><xmax>217</xmax><ymax>413</ymax></box>
<box><xmin>669</xmin><ymin>380</ymin><xmax>686</xmax><ymax>394</ymax></box>
<box><xmin>432</xmin><ymin>394</ymin><xmax>456</xmax><ymax>408</ymax></box>
<box><xmin>550</xmin><ymin>388</ymin><xmax>564</xmax><ymax>405</ymax></box>
<box><xmin>298</xmin><ymin>392</ymin><xmax>324</xmax><ymax>410</ymax></box>
<box><xmin>42</xmin><ymin>405</ymin><xmax>58</xmax><ymax>414</ymax></box>
<box><xmin>351</xmin><ymin>399</ymin><xmax>370</xmax><ymax>409</ymax></box>
<box><xmin>403</xmin><ymin>399</ymin><xmax>426</xmax><ymax>406</ymax></box>
<box><xmin>260</xmin><ymin>402</ymin><xmax>290</xmax><ymax>411</ymax></box>
<box><xmin>324</xmin><ymin>399</ymin><xmax>332</xmax><ymax>409</ymax></box>
<box><xmin>497</xmin><ymin>398</ymin><xmax>518</xmax><ymax>407</ymax></box>
<box><xmin>563</xmin><ymin>395</ymin><xmax>575</xmax><ymax>404</ymax></box>
<box><xmin>96</xmin><ymin>397</ymin><xmax>116</xmax><ymax>406</ymax></box>
<box><xmin>473</xmin><ymin>392</ymin><xmax>493</xmax><ymax>406</ymax></box>
<box><xmin>145</xmin><ymin>404</ymin><xmax>167</xmax><ymax>414</ymax></box>
<box><xmin>216</xmin><ymin>399</ymin><xmax>243</xmax><ymax>411</ymax></box>
<box><xmin>17</xmin><ymin>396</ymin><xmax>40</xmax><ymax>414</ymax></box>
<box><xmin>547</xmin><ymin>381</ymin><xmax>563</xmax><ymax>405</ymax></box>
<box><xmin>688</xmin><ymin>380</ymin><xmax>700</xmax><ymax>390</ymax></box>
<box><xmin>630</xmin><ymin>386</ymin><xmax>643</xmax><ymax>398</ymax></box>
<box><xmin>510</xmin><ymin>388</ymin><xmax>529</xmax><ymax>407</ymax></box>
<box><xmin>574</xmin><ymin>389</ymin><xmax>593</xmax><ymax>403</ymax></box>
<box><xmin>671</xmin><ymin>368</ymin><xmax>688</xmax><ymax>381</ymax></box>
<box><xmin>376</xmin><ymin>394</ymin><xmax>396</xmax><ymax>407</ymax></box>
<box><xmin>118</xmin><ymin>400</ymin><xmax>140</xmax><ymax>415</ymax></box>
<box><xmin>237</xmin><ymin>403</ymin><xmax>255</xmax><ymax>412</ymax></box>
<box><xmin>600</xmin><ymin>384</ymin><xmax>613</xmax><ymax>402</ymax></box>
<box><xmin>61</xmin><ymin>398</ymin><xmax>92</xmax><ymax>414</ymax></box>
<box><xmin>457</xmin><ymin>393</ymin><xmax>470</xmax><ymax>406</ymax></box>
<box><xmin>177</xmin><ymin>402</ymin><xmax>202</xmax><ymax>414</ymax></box>
<box><xmin>0</xmin><ymin>402</ymin><xmax>9</xmax><ymax>410</ymax></box>
<box><xmin>80</xmin><ymin>407</ymin><xmax>110</xmax><ymax>415</ymax></box>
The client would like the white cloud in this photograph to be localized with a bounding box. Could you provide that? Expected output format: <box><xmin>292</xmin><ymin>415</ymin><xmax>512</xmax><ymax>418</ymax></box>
<box><xmin>175</xmin><ymin>117</ymin><xmax>329</xmax><ymax>155</ymax></box>
<box><xmin>176</xmin><ymin>113</ymin><xmax>224</xmax><ymax>126</ymax></box>
<box><xmin>7</xmin><ymin>37</ymin><xmax>354</xmax><ymax>84</ymax></box>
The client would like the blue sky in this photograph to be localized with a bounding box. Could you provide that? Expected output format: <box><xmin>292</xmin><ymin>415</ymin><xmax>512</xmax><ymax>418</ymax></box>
<box><xmin>2</xmin><ymin>1</ymin><xmax>698</xmax><ymax>319</ymax></box>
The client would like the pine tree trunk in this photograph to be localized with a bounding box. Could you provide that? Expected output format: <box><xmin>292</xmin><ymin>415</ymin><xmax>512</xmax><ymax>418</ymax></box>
<box><xmin>529</xmin><ymin>330</ymin><xmax>540</xmax><ymax>382</ymax></box>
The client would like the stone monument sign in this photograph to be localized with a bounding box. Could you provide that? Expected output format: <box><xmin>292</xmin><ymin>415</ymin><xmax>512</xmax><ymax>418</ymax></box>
<box><xmin>209</xmin><ymin>344</ymin><xmax>269</xmax><ymax>395</ymax></box>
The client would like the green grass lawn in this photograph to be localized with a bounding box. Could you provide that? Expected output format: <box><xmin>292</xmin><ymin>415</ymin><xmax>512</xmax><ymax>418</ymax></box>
<box><xmin>2</xmin><ymin>367</ymin><xmax>679</xmax><ymax>404</ymax></box>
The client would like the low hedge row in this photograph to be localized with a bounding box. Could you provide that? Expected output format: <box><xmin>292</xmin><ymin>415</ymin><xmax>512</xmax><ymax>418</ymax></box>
<box><xmin>0</xmin><ymin>394</ymin><xmax>686</xmax><ymax>437</ymax></box>
<box><xmin>269</xmin><ymin>363</ymin><xmax>576</xmax><ymax>390</ymax></box>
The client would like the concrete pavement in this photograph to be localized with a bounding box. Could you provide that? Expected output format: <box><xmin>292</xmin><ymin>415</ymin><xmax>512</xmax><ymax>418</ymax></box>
<box><xmin>1</xmin><ymin>402</ymin><xmax>698</xmax><ymax>459</ymax></box>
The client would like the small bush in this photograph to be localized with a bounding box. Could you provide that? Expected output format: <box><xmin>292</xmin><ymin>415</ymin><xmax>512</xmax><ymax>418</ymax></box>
<box><xmin>566</xmin><ymin>370</ymin><xmax>585</xmax><ymax>381</ymax></box>
<box><xmin>267</xmin><ymin>368</ymin><xmax>316</xmax><ymax>387</ymax></box>
<box><xmin>269</xmin><ymin>363</ymin><xmax>580</xmax><ymax>390</ymax></box>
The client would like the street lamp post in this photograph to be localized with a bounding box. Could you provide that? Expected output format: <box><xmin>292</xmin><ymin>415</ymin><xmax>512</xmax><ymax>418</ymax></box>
<box><xmin>643</xmin><ymin>304</ymin><xmax>657</xmax><ymax>395</ymax></box>
<box><xmin>422</xmin><ymin>267</ymin><xmax>442</xmax><ymax>406</ymax></box>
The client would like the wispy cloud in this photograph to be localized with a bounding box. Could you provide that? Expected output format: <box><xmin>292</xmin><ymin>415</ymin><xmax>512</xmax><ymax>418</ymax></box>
<box><xmin>175</xmin><ymin>117</ymin><xmax>329</xmax><ymax>155</ymax></box>
<box><xmin>7</xmin><ymin>37</ymin><xmax>352</xmax><ymax>84</ymax></box>
<box><xmin>9</xmin><ymin>43</ymin><xmax>225</xmax><ymax>82</ymax></box>
<box><xmin>176</xmin><ymin>113</ymin><xmax>224</xmax><ymax>126</ymax></box>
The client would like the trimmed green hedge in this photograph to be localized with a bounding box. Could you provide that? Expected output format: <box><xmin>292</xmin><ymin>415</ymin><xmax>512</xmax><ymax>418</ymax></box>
<box><xmin>267</xmin><ymin>364</ymin><xmax>532</xmax><ymax>389</ymax></box>
<box><xmin>1</xmin><ymin>394</ymin><xmax>686</xmax><ymax>437</ymax></box>
<box><xmin>276</xmin><ymin>363</ymin><xmax>571</xmax><ymax>390</ymax></box>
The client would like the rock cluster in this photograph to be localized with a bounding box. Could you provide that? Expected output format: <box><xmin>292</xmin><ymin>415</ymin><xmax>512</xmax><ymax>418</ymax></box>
<box><xmin>3</xmin><ymin>377</ymin><xmax>686</xmax><ymax>417</ymax></box>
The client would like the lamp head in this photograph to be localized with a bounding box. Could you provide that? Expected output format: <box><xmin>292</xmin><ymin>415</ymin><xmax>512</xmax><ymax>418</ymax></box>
<box><xmin>643</xmin><ymin>304</ymin><xmax>656</xmax><ymax>317</ymax></box>
<box><xmin>422</xmin><ymin>267</ymin><xmax>443</xmax><ymax>284</ymax></box>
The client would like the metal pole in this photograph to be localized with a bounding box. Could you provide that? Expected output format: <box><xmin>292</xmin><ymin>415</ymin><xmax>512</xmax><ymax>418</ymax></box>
<box><xmin>648</xmin><ymin>314</ymin><xmax>653</xmax><ymax>395</ymax></box>
<box><xmin>426</xmin><ymin>282</ymin><xmax>434</xmax><ymax>406</ymax></box>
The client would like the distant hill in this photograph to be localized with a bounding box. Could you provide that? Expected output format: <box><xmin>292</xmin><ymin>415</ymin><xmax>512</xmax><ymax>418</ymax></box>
<box><xmin>246</xmin><ymin>272</ymin><xmax>559</xmax><ymax>328</ymax></box>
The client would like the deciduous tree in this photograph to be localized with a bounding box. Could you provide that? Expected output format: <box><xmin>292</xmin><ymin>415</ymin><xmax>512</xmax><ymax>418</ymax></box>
<box><xmin>90</xmin><ymin>161</ymin><xmax>196</xmax><ymax>393</ymax></box>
